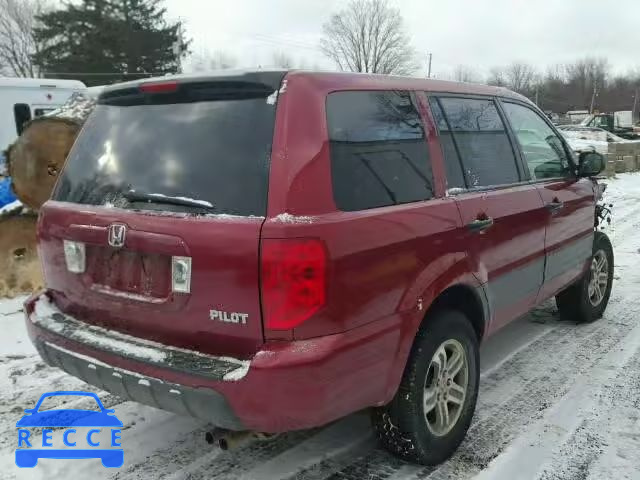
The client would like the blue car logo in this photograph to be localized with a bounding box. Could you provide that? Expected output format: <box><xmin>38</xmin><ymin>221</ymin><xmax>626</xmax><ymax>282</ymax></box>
<box><xmin>15</xmin><ymin>391</ymin><xmax>123</xmax><ymax>468</ymax></box>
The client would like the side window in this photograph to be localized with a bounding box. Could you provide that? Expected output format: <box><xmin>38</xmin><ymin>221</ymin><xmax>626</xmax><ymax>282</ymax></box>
<box><xmin>438</xmin><ymin>97</ymin><xmax>520</xmax><ymax>188</ymax></box>
<box><xmin>502</xmin><ymin>102</ymin><xmax>572</xmax><ymax>180</ymax></box>
<box><xmin>593</xmin><ymin>116</ymin><xmax>610</xmax><ymax>129</ymax></box>
<box><xmin>14</xmin><ymin>103</ymin><xmax>32</xmax><ymax>135</ymax></box>
<box><xmin>327</xmin><ymin>91</ymin><xmax>434</xmax><ymax>211</ymax></box>
<box><xmin>428</xmin><ymin>97</ymin><xmax>466</xmax><ymax>190</ymax></box>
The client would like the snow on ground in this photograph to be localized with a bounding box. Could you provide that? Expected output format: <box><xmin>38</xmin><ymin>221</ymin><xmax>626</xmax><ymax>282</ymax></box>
<box><xmin>0</xmin><ymin>200</ymin><xmax>22</xmax><ymax>217</ymax></box>
<box><xmin>1</xmin><ymin>173</ymin><xmax>640</xmax><ymax>480</ymax></box>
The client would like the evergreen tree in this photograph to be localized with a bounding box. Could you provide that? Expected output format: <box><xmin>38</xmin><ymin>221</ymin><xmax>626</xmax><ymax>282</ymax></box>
<box><xmin>111</xmin><ymin>0</ymin><xmax>186</xmax><ymax>77</ymax></box>
<box><xmin>33</xmin><ymin>0</ymin><xmax>188</xmax><ymax>86</ymax></box>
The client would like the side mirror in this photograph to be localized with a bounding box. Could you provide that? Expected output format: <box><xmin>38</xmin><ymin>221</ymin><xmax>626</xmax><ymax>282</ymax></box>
<box><xmin>578</xmin><ymin>151</ymin><xmax>605</xmax><ymax>177</ymax></box>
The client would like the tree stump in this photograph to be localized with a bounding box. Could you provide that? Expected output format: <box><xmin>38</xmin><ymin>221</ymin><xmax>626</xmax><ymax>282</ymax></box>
<box><xmin>1</xmin><ymin>93</ymin><xmax>96</xmax><ymax>298</ymax></box>
<box><xmin>6</xmin><ymin>92</ymin><xmax>96</xmax><ymax>210</ymax></box>
<box><xmin>0</xmin><ymin>215</ymin><xmax>42</xmax><ymax>298</ymax></box>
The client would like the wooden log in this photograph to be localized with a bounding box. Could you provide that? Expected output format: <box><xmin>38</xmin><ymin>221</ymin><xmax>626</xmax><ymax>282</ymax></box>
<box><xmin>0</xmin><ymin>93</ymin><xmax>96</xmax><ymax>298</ymax></box>
<box><xmin>0</xmin><ymin>215</ymin><xmax>42</xmax><ymax>298</ymax></box>
<box><xmin>6</xmin><ymin>93</ymin><xmax>96</xmax><ymax>210</ymax></box>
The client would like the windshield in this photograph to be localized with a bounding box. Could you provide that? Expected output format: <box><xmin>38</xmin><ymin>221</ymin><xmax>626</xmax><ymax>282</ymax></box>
<box><xmin>53</xmin><ymin>92</ymin><xmax>278</xmax><ymax>216</ymax></box>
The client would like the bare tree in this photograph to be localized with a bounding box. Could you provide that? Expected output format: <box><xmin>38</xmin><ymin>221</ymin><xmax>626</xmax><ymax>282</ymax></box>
<box><xmin>0</xmin><ymin>0</ymin><xmax>45</xmax><ymax>77</ymax></box>
<box><xmin>486</xmin><ymin>62</ymin><xmax>537</xmax><ymax>95</ymax></box>
<box><xmin>487</xmin><ymin>67</ymin><xmax>507</xmax><ymax>87</ymax></box>
<box><xmin>486</xmin><ymin>58</ymin><xmax>633</xmax><ymax>114</ymax></box>
<box><xmin>546</xmin><ymin>64</ymin><xmax>566</xmax><ymax>83</ymax></box>
<box><xmin>504</xmin><ymin>62</ymin><xmax>537</xmax><ymax>94</ymax></box>
<box><xmin>320</xmin><ymin>0</ymin><xmax>416</xmax><ymax>75</ymax></box>
<box><xmin>453</xmin><ymin>65</ymin><xmax>480</xmax><ymax>83</ymax></box>
<box><xmin>564</xmin><ymin>57</ymin><xmax>609</xmax><ymax>109</ymax></box>
<box><xmin>189</xmin><ymin>49</ymin><xmax>237</xmax><ymax>72</ymax></box>
<box><xmin>271</xmin><ymin>51</ymin><xmax>294</xmax><ymax>69</ymax></box>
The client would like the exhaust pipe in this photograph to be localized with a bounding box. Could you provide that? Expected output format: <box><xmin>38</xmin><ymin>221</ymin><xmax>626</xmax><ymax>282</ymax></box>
<box><xmin>204</xmin><ymin>428</ymin><xmax>227</xmax><ymax>445</ymax></box>
<box><xmin>218</xmin><ymin>430</ymin><xmax>255</xmax><ymax>451</ymax></box>
<box><xmin>213</xmin><ymin>430</ymin><xmax>280</xmax><ymax>451</ymax></box>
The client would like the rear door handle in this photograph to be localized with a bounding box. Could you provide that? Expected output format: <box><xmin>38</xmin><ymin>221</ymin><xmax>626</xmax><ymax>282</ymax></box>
<box><xmin>546</xmin><ymin>201</ymin><xmax>564</xmax><ymax>212</ymax></box>
<box><xmin>467</xmin><ymin>217</ymin><xmax>494</xmax><ymax>233</ymax></box>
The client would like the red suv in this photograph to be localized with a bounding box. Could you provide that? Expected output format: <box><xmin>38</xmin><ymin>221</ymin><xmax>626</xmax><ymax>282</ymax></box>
<box><xmin>25</xmin><ymin>71</ymin><xmax>613</xmax><ymax>465</ymax></box>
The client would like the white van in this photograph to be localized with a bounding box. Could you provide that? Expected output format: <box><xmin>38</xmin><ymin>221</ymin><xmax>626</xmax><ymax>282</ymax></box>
<box><xmin>0</xmin><ymin>77</ymin><xmax>87</xmax><ymax>152</ymax></box>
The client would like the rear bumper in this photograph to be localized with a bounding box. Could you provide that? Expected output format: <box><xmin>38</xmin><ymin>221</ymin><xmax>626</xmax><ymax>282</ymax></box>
<box><xmin>25</xmin><ymin>292</ymin><xmax>404</xmax><ymax>432</ymax></box>
<box><xmin>34</xmin><ymin>340</ymin><xmax>245</xmax><ymax>430</ymax></box>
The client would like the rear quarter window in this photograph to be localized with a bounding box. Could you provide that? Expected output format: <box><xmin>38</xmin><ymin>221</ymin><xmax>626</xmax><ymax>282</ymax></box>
<box><xmin>326</xmin><ymin>91</ymin><xmax>433</xmax><ymax>211</ymax></box>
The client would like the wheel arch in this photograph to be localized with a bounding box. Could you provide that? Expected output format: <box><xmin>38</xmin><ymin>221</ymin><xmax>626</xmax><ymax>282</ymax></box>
<box><xmin>382</xmin><ymin>280</ymin><xmax>489</xmax><ymax>403</ymax></box>
<box><xmin>425</xmin><ymin>284</ymin><xmax>488</xmax><ymax>342</ymax></box>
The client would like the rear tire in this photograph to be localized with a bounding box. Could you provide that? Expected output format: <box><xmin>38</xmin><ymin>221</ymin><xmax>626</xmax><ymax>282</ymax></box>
<box><xmin>371</xmin><ymin>309</ymin><xmax>479</xmax><ymax>465</ymax></box>
<box><xmin>556</xmin><ymin>231</ymin><xmax>614</xmax><ymax>323</ymax></box>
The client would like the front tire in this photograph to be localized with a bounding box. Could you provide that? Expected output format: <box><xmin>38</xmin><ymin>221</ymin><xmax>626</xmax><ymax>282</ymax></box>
<box><xmin>556</xmin><ymin>231</ymin><xmax>614</xmax><ymax>323</ymax></box>
<box><xmin>371</xmin><ymin>309</ymin><xmax>479</xmax><ymax>465</ymax></box>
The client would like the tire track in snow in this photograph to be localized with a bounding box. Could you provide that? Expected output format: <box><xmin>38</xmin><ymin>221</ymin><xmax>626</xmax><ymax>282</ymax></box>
<box><xmin>191</xmin><ymin>429</ymin><xmax>321</xmax><ymax>480</ymax></box>
<box><xmin>237</xmin><ymin>414</ymin><xmax>374</xmax><ymax>480</ymax></box>
<box><xmin>118</xmin><ymin>427</ymin><xmax>321</xmax><ymax>480</ymax></box>
<box><xmin>535</xmin><ymin>349</ymin><xmax>640</xmax><ymax>480</ymax></box>
<box><xmin>471</xmin><ymin>312</ymin><xmax>640</xmax><ymax>480</ymax></box>
<box><xmin>100</xmin><ymin>410</ymin><xmax>213</xmax><ymax>480</ymax></box>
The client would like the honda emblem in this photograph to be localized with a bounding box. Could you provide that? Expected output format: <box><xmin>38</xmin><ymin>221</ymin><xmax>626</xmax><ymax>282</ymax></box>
<box><xmin>108</xmin><ymin>224</ymin><xmax>127</xmax><ymax>248</ymax></box>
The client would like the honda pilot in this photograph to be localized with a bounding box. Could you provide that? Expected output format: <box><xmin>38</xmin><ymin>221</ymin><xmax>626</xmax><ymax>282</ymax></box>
<box><xmin>25</xmin><ymin>70</ymin><xmax>613</xmax><ymax>465</ymax></box>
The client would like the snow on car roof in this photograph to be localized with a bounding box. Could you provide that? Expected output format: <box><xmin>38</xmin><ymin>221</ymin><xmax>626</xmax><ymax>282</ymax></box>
<box><xmin>100</xmin><ymin>70</ymin><xmax>529</xmax><ymax>103</ymax></box>
<box><xmin>0</xmin><ymin>77</ymin><xmax>86</xmax><ymax>89</ymax></box>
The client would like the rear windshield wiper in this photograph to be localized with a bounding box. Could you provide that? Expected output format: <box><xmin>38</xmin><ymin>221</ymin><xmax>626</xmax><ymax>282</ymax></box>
<box><xmin>123</xmin><ymin>190</ymin><xmax>216</xmax><ymax>211</ymax></box>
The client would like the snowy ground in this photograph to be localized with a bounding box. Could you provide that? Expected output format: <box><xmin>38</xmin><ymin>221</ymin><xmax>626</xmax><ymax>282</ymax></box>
<box><xmin>1</xmin><ymin>172</ymin><xmax>640</xmax><ymax>480</ymax></box>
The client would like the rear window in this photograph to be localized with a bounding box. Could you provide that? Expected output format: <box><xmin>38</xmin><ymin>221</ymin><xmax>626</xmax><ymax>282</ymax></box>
<box><xmin>53</xmin><ymin>85</ymin><xmax>279</xmax><ymax>217</ymax></box>
<box><xmin>327</xmin><ymin>91</ymin><xmax>433</xmax><ymax>211</ymax></box>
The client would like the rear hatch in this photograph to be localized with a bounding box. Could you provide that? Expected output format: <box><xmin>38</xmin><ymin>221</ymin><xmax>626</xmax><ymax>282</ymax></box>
<box><xmin>38</xmin><ymin>72</ymin><xmax>286</xmax><ymax>359</ymax></box>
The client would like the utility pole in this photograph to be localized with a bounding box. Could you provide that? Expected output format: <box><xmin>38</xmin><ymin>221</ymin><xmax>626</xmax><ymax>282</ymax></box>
<box><xmin>535</xmin><ymin>84</ymin><xmax>539</xmax><ymax>108</ymax></box>
<box><xmin>633</xmin><ymin>87</ymin><xmax>639</xmax><ymax>123</ymax></box>
<box><xmin>173</xmin><ymin>21</ymin><xmax>184</xmax><ymax>74</ymax></box>
<box><xmin>427</xmin><ymin>53</ymin><xmax>432</xmax><ymax>78</ymax></box>
<box><xmin>590</xmin><ymin>80</ymin><xmax>598</xmax><ymax>114</ymax></box>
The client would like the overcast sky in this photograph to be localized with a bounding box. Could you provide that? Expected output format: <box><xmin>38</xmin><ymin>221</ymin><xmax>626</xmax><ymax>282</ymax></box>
<box><xmin>163</xmin><ymin>0</ymin><xmax>638</xmax><ymax>79</ymax></box>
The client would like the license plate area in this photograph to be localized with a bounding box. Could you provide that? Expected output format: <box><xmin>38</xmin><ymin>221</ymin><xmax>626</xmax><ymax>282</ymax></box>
<box><xmin>87</xmin><ymin>246</ymin><xmax>171</xmax><ymax>299</ymax></box>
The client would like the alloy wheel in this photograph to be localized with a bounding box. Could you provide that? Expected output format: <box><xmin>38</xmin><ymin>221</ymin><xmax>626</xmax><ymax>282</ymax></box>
<box><xmin>423</xmin><ymin>339</ymin><xmax>468</xmax><ymax>437</ymax></box>
<box><xmin>588</xmin><ymin>250</ymin><xmax>609</xmax><ymax>307</ymax></box>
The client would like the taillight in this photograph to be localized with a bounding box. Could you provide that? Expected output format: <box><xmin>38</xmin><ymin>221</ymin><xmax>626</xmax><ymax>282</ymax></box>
<box><xmin>139</xmin><ymin>81</ymin><xmax>178</xmax><ymax>94</ymax></box>
<box><xmin>261</xmin><ymin>239</ymin><xmax>327</xmax><ymax>330</ymax></box>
